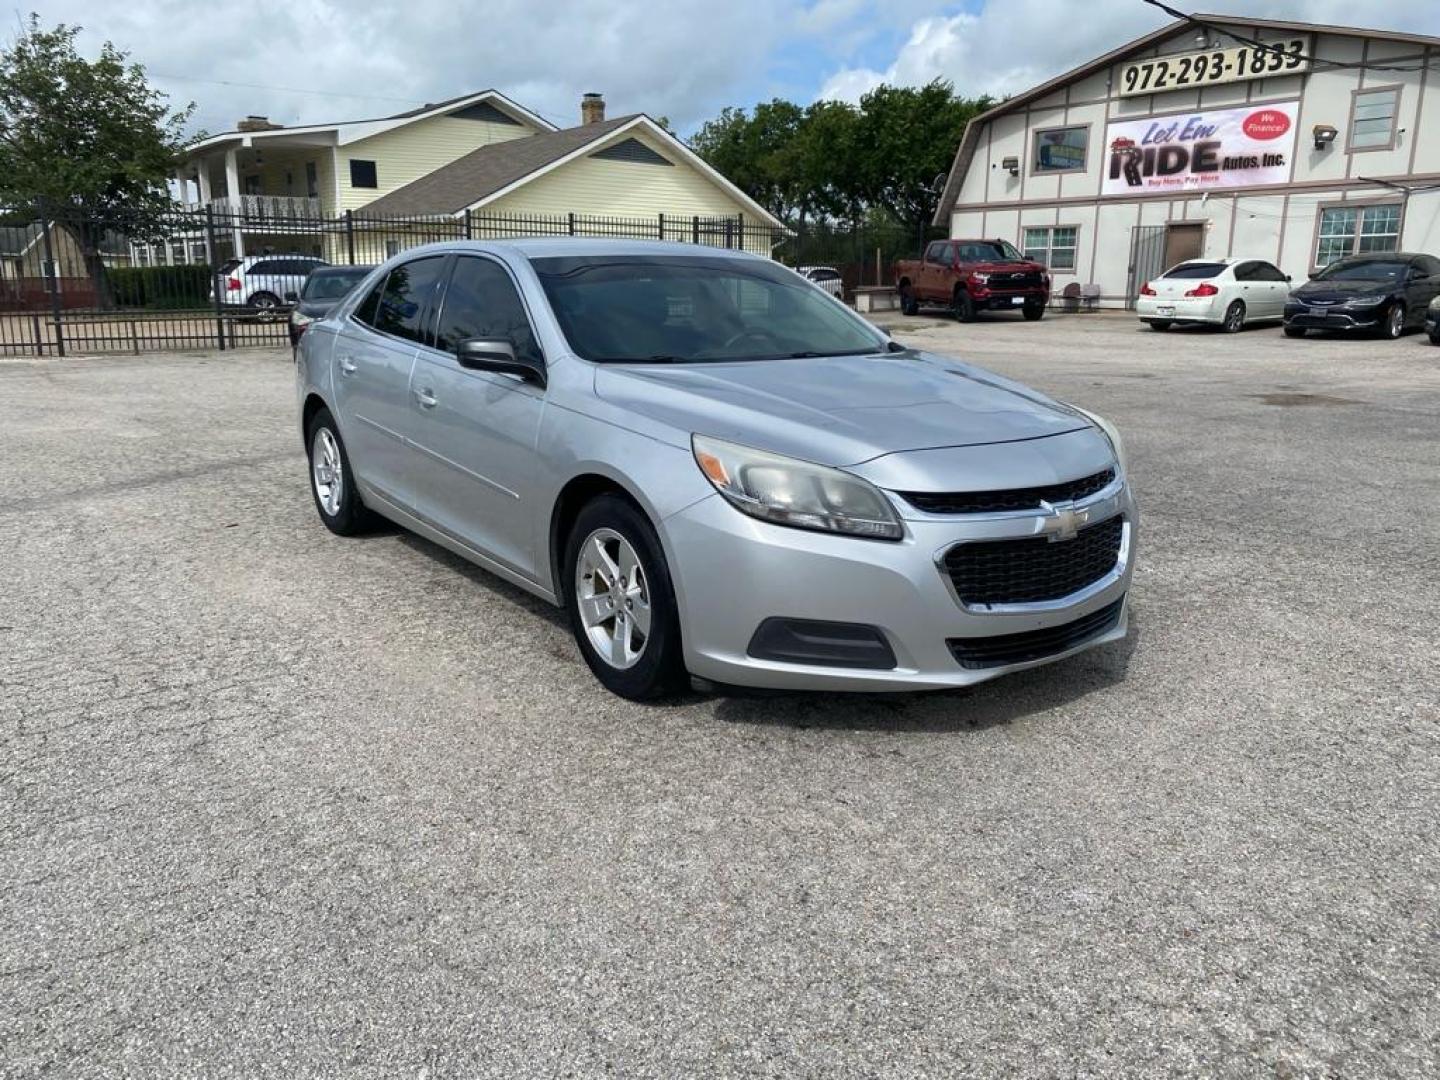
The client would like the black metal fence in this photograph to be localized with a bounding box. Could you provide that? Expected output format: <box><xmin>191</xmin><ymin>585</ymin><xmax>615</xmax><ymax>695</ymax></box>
<box><xmin>0</xmin><ymin>204</ymin><xmax>784</xmax><ymax>356</ymax></box>
<box><xmin>781</xmin><ymin>219</ymin><xmax>949</xmax><ymax>296</ymax></box>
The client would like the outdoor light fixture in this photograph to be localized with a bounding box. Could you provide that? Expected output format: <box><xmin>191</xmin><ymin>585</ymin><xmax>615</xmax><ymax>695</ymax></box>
<box><xmin>1001</xmin><ymin>155</ymin><xmax>1020</xmax><ymax>176</ymax></box>
<box><xmin>1313</xmin><ymin>124</ymin><xmax>1338</xmax><ymax>150</ymax></box>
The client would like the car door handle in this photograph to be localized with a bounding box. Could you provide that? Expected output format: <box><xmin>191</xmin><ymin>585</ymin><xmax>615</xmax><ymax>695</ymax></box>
<box><xmin>338</xmin><ymin>356</ymin><xmax>357</xmax><ymax>376</ymax></box>
<box><xmin>414</xmin><ymin>387</ymin><xmax>438</xmax><ymax>409</ymax></box>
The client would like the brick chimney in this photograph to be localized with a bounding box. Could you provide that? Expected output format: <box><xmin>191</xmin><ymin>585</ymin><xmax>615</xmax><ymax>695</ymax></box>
<box><xmin>581</xmin><ymin>93</ymin><xmax>605</xmax><ymax>125</ymax></box>
<box><xmin>236</xmin><ymin>115</ymin><xmax>284</xmax><ymax>132</ymax></box>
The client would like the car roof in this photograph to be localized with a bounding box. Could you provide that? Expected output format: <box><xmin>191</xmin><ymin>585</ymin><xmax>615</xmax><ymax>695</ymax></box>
<box><xmin>375</xmin><ymin>237</ymin><xmax>768</xmax><ymax>263</ymax></box>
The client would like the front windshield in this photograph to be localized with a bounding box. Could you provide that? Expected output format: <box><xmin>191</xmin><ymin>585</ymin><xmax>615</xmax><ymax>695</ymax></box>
<box><xmin>957</xmin><ymin>241</ymin><xmax>1024</xmax><ymax>262</ymax></box>
<box><xmin>303</xmin><ymin>269</ymin><xmax>370</xmax><ymax>300</ymax></box>
<box><xmin>532</xmin><ymin>255</ymin><xmax>886</xmax><ymax>363</ymax></box>
<box><xmin>1315</xmin><ymin>260</ymin><xmax>1408</xmax><ymax>282</ymax></box>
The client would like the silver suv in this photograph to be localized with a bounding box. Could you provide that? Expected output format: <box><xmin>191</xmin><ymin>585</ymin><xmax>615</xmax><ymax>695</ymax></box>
<box><xmin>214</xmin><ymin>255</ymin><xmax>329</xmax><ymax>315</ymax></box>
<box><xmin>296</xmin><ymin>240</ymin><xmax>1136</xmax><ymax>699</ymax></box>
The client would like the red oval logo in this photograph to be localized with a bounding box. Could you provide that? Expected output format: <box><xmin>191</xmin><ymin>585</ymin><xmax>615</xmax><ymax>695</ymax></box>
<box><xmin>1243</xmin><ymin>109</ymin><xmax>1291</xmax><ymax>140</ymax></box>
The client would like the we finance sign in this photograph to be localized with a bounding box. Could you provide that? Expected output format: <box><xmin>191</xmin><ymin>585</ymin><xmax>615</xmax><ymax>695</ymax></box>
<box><xmin>1102</xmin><ymin>102</ymin><xmax>1297</xmax><ymax>196</ymax></box>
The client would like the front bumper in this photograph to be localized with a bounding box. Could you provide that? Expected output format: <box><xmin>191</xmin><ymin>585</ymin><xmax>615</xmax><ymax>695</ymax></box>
<box><xmin>663</xmin><ymin>481</ymin><xmax>1136</xmax><ymax>692</ymax></box>
<box><xmin>971</xmin><ymin>289</ymin><xmax>1047</xmax><ymax>312</ymax></box>
<box><xmin>1136</xmin><ymin>296</ymin><xmax>1220</xmax><ymax>324</ymax></box>
<box><xmin>1283</xmin><ymin>303</ymin><xmax>1384</xmax><ymax>330</ymax></box>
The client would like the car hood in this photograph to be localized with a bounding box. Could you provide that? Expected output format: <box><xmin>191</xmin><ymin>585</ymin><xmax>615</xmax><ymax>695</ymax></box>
<box><xmin>1293</xmin><ymin>280</ymin><xmax>1393</xmax><ymax>301</ymax></box>
<box><xmin>296</xmin><ymin>298</ymin><xmax>343</xmax><ymax>316</ymax></box>
<box><xmin>967</xmin><ymin>260</ymin><xmax>1045</xmax><ymax>274</ymax></box>
<box><xmin>591</xmin><ymin>350</ymin><xmax>1090</xmax><ymax>466</ymax></box>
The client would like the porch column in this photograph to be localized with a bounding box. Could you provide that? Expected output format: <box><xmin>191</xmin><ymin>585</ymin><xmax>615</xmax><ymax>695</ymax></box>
<box><xmin>173</xmin><ymin>170</ymin><xmax>191</xmax><ymax>207</ymax></box>
<box><xmin>197</xmin><ymin>161</ymin><xmax>212</xmax><ymax>205</ymax></box>
<box><xmin>224</xmin><ymin>147</ymin><xmax>245</xmax><ymax>257</ymax></box>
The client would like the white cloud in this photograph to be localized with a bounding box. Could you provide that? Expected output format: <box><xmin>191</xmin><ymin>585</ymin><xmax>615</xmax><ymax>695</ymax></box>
<box><xmin>816</xmin><ymin>0</ymin><xmax>1440</xmax><ymax>104</ymax></box>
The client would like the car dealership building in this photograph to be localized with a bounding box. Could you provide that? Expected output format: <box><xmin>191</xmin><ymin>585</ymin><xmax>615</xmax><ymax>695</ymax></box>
<box><xmin>933</xmin><ymin>14</ymin><xmax>1440</xmax><ymax>308</ymax></box>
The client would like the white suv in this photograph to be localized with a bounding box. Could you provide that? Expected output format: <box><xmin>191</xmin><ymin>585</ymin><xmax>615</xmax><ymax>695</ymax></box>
<box><xmin>214</xmin><ymin>255</ymin><xmax>329</xmax><ymax>316</ymax></box>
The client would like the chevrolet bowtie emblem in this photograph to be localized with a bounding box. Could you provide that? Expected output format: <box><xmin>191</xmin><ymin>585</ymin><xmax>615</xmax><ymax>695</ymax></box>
<box><xmin>1038</xmin><ymin>500</ymin><xmax>1089</xmax><ymax>542</ymax></box>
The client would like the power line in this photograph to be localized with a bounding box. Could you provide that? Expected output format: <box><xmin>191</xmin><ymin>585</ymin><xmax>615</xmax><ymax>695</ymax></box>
<box><xmin>1140</xmin><ymin>0</ymin><xmax>1437</xmax><ymax>74</ymax></box>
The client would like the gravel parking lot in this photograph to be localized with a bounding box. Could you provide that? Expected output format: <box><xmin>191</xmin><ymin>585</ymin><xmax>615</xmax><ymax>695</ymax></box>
<box><xmin>2</xmin><ymin>312</ymin><xmax>1437</xmax><ymax>1078</ymax></box>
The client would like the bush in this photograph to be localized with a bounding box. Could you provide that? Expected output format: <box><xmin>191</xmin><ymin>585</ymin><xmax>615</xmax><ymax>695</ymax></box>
<box><xmin>108</xmin><ymin>264</ymin><xmax>213</xmax><ymax>308</ymax></box>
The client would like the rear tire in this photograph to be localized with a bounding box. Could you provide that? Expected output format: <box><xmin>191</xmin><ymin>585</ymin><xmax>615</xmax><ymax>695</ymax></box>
<box><xmin>250</xmin><ymin>291</ymin><xmax>282</xmax><ymax>323</ymax></box>
<box><xmin>1221</xmin><ymin>300</ymin><xmax>1245</xmax><ymax>334</ymax></box>
<box><xmin>1381</xmin><ymin>303</ymin><xmax>1405</xmax><ymax>339</ymax></box>
<box><xmin>1283</xmin><ymin>326</ymin><xmax>1307</xmax><ymax>338</ymax></box>
<box><xmin>1429</xmin><ymin>328</ymin><xmax>1440</xmax><ymax>346</ymax></box>
<box><xmin>1147</xmin><ymin>320</ymin><xmax>1172</xmax><ymax>332</ymax></box>
<box><xmin>899</xmin><ymin>284</ymin><xmax>918</xmax><ymax>316</ymax></box>
<box><xmin>953</xmin><ymin>289</ymin><xmax>976</xmax><ymax>323</ymax></box>
<box><xmin>306</xmin><ymin>407</ymin><xmax>381</xmax><ymax>536</ymax></box>
<box><xmin>564</xmin><ymin>495</ymin><xmax>687</xmax><ymax>700</ymax></box>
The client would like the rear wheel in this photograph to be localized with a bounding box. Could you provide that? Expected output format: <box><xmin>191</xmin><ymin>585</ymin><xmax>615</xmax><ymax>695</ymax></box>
<box><xmin>1021</xmin><ymin>299</ymin><xmax>1045</xmax><ymax>321</ymax></box>
<box><xmin>1221</xmin><ymin>300</ymin><xmax>1245</xmax><ymax>334</ymax></box>
<box><xmin>250</xmin><ymin>291</ymin><xmax>282</xmax><ymax>322</ymax></box>
<box><xmin>1381</xmin><ymin>303</ymin><xmax>1405</xmax><ymax>339</ymax></box>
<box><xmin>899</xmin><ymin>284</ymin><xmax>918</xmax><ymax>316</ymax></box>
<box><xmin>1147</xmin><ymin>320</ymin><xmax>1172</xmax><ymax>332</ymax></box>
<box><xmin>953</xmin><ymin>289</ymin><xmax>976</xmax><ymax>323</ymax></box>
<box><xmin>1429</xmin><ymin>327</ymin><xmax>1440</xmax><ymax>346</ymax></box>
<box><xmin>306</xmin><ymin>407</ymin><xmax>381</xmax><ymax>536</ymax></box>
<box><xmin>564</xmin><ymin>495</ymin><xmax>687</xmax><ymax>700</ymax></box>
<box><xmin>1283</xmin><ymin>326</ymin><xmax>1307</xmax><ymax>338</ymax></box>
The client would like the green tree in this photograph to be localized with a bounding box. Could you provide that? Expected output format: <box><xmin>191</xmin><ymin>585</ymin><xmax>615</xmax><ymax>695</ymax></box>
<box><xmin>691</xmin><ymin>99</ymin><xmax>807</xmax><ymax>221</ymax></box>
<box><xmin>0</xmin><ymin>15</ymin><xmax>193</xmax><ymax>291</ymax></box>
<box><xmin>852</xmin><ymin>80</ymin><xmax>992</xmax><ymax>243</ymax></box>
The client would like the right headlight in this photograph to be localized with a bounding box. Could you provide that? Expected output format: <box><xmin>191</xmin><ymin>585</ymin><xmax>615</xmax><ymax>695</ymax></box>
<box><xmin>691</xmin><ymin>435</ymin><xmax>903</xmax><ymax>541</ymax></box>
<box><xmin>1070</xmin><ymin>406</ymin><xmax>1128</xmax><ymax>477</ymax></box>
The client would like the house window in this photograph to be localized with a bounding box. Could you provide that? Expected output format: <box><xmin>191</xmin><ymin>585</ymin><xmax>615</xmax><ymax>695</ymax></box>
<box><xmin>1033</xmin><ymin>126</ymin><xmax>1087</xmax><ymax>172</ymax></box>
<box><xmin>1349</xmin><ymin>88</ymin><xmax>1399</xmax><ymax>150</ymax></box>
<box><xmin>1022</xmin><ymin>226</ymin><xmax>1079</xmax><ymax>271</ymax></box>
<box><xmin>1315</xmin><ymin>204</ymin><xmax>1400</xmax><ymax>265</ymax></box>
<box><xmin>349</xmin><ymin>159</ymin><xmax>378</xmax><ymax>189</ymax></box>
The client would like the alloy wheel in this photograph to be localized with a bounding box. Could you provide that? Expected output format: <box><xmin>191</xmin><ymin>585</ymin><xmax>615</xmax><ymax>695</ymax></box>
<box><xmin>1387</xmin><ymin>305</ymin><xmax>1405</xmax><ymax>338</ymax></box>
<box><xmin>574</xmin><ymin>528</ymin><xmax>652</xmax><ymax>670</ymax></box>
<box><xmin>311</xmin><ymin>427</ymin><xmax>343</xmax><ymax>516</ymax></box>
<box><xmin>1224</xmin><ymin>302</ymin><xmax>1244</xmax><ymax>333</ymax></box>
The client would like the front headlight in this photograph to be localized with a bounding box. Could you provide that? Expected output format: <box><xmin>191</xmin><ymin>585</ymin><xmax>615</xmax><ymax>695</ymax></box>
<box><xmin>1070</xmin><ymin>406</ymin><xmax>1129</xmax><ymax>477</ymax></box>
<box><xmin>1344</xmin><ymin>295</ymin><xmax>1386</xmax><ymax>307</ymax></box>
<box><xmin>691</xmin><ymin>435</ymin><xmax>903</xmax><ymax>541</ymax></box>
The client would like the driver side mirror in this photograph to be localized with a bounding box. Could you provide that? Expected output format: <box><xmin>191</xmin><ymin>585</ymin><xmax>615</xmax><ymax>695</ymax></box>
<box><xmin>456</xmin><ymin>337</ymin><xmax>546</xmax><ymax>388</ymax></box>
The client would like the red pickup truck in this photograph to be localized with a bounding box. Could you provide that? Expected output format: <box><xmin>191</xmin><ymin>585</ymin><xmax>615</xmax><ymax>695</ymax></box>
<box><xmin>894</xmin><ymin>239</ymin><xmax>1051</xmax><ymax>322</ymax></box>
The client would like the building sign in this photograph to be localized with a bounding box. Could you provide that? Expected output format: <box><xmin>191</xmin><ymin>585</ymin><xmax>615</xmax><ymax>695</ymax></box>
<box><xmin>1102</xmin><ymin>102</ymin><xmax>1298</xmax><ymax>196</ymax></box>
<box><xmin>1118</xmin><ymin>37</ymin><xmax>1309</xmax><ymax>96</ymax></box>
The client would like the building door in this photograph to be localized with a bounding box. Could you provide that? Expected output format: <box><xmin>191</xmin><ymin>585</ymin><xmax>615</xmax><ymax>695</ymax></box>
<box><xmin>1125</xmin><ymin>225</ymin><xmax>1167</xmax><ymax>310</ymax></box>
<box><xmin>1164</xmin><ymin>223</ymin><xmax>1205</xmax><ymax>270</ymax></box>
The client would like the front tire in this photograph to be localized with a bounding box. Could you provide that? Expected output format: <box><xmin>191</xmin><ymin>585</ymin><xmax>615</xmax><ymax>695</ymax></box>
<box><xmin>1021</xmin><ymin>300</ymin><xmax>1045</xmax><ymax>321</ymax></box>
<box><xmin>1221</xmin><ymin>300</ymin><xmax>1245</xmax><ymax>334</ymax></box>
<box><xmin>953</xmin><ymin>289</ymin><xmax>976</xmax><ymax>323</ymax></box>
<box><xmin>1428</xmin><ymin>327</ymin><xmax>1440</xmax><ymax>346</ymax></box>
<box><xmin>306</xmin><ymin>407</ymin><xmax>380</xmax><ymax>536</ymax></box>
<box><xmin>565</xmin><ymin>495</ymin><xmax>687</xmax><ymax>700</ymax></box>
<box><xmin>1381</xmin><ymin>303</ymin><xmax>1405</xmax><ymax>339</ymax></box>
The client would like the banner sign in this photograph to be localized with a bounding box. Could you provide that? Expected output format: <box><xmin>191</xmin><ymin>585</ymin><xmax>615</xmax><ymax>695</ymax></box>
<box><xmin>1101</xmin><ymin>102</ymin><xmax>1298</xmax><ymax>196</ymax></box>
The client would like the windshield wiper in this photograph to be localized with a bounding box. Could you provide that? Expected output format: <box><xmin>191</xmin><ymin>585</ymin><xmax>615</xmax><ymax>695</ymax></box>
<box><xmin>593</xmin><ymin>354</ymin><xmax>687</xmax><ymax>364</ymax></box>
<box><xmin>784</xmin><ymin>348</ymin><xmax>881</xmax><ymax>359</ymax></box>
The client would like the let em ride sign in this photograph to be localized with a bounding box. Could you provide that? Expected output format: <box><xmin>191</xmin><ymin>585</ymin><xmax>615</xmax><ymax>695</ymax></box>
<box><xmin>1101</xmin><ymin>102</ymin><xmax>1298</xmax><ymax>196</ymax></box>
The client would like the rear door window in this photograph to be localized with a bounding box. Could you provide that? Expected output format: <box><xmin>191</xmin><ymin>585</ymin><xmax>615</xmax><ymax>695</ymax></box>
<box><xmin>371</xmin><ymin>256</ymin><xmax>449</xmax><ymax>344</ymax></box>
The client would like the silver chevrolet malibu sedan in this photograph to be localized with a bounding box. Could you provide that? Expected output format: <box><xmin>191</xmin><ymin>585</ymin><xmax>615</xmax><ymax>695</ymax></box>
<box><xmin>296</xmin><ymin>239</ymin><xmax>1136</xmax><ymax>699</ymax></box>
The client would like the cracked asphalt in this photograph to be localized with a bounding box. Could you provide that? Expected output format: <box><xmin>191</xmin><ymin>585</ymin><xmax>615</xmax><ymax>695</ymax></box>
<box><xmin>2</xmin><ymin>313</ymin><xmax>1437</xmax><ymax>1078</ymax></box>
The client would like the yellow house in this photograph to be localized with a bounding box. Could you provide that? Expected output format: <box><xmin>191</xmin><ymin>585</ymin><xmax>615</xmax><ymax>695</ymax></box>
<box><xmin>172</xmin><ymin>90</ymin><xmax>784</xmax><ymax>261</ymax></box>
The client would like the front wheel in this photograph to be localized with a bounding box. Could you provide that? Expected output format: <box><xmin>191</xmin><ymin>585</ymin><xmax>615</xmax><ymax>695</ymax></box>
<box><xmin>1381</xmin><ymin>303</ymin><xmax>1405</xmax><ymax>339</ymax></box>
<box><xmin>1429</xmin><ymin>328</ymin><xmax>1440</xmax><ymax>346</ymax></box>
<box><xmin>1221</xmin><ymin>300</ymin><xmax>1245</xmax><ymax>334</ymax></box>
<box><xmin>565</xmin><ymin>495</ymin><xmax>687</xmax><ymax>700</ymax></box>
<box><xmin>953</xmin><ymin>290</ymin><xmax>976</xmax><ymax>323</ymax></box>
<box><xmin>1021</xmin><ymin>300</ymin><xmax>1045</xmax><ymax>321</ymax></box>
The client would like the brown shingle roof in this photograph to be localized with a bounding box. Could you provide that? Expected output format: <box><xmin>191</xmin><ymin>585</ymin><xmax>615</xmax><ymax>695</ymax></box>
<box><xmin>360</xmin><ymin>115</ymin><xmax>642</xmax><ymax>217</ymax></box>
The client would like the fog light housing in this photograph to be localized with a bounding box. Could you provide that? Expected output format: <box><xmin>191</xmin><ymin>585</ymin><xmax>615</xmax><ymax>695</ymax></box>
<box><xmin>747</xmin><ymin>618</ymin><xmax>897</xmax><ymax>670</ymax></box>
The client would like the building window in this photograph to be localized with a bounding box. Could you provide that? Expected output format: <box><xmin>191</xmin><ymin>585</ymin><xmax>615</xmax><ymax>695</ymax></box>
<box><xmin>349</xmin><ymin>159</ymin><xmax>378</xmax><ymax>188</ymax></box>
<box><xmin>385</xmin><ymin>240</ymin><xmax>400</xmax><ymax>258</ymax></box>
<box><xmin>1349</xmin><ymin>87</ymin><xmax>1399</xmax><ymax>151</ymax></box>
<box><xmin>1315</xmin><ymin>204</ymin><xmax>1400</xmax><ymax>265</ymax></box>
<box><xmin>1022</xmin><ymin>226</ymin><xmax>1079</xmax><ymax>271</ymax></box>
<box><xmin>1033</xmin><ymin>126</ymin><xmax>1087</xmax><ymax>172</ymax></box>
<box><xmin>305</xmin><ymin>161</ymin><xmax>319</xmax><ymax>198</ymax></box>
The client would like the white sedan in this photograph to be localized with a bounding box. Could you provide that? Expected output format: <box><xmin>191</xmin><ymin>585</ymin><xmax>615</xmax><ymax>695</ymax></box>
<box><xmin>1136</xmin><ymin>258</ymin><xmax>1292</xmax><ymax>332</ymax></box>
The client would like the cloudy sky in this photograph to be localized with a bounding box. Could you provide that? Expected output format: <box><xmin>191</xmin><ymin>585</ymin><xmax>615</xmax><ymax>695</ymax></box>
<box><xmin>13</xmin><ymin>0</ymin><xmax>1440</xmax><ymax>138</ymax></box>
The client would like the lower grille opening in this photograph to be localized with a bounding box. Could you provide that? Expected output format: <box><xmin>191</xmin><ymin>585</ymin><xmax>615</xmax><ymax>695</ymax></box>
<box><xmin>747</xmin><ymin>618</ymin><xmax>897</xmax><ymax>670</ymax></box>
<box><xmin>947</xmin><ymin>597</ymin><xmax>1125</xmax><ymax>670</ymax></box>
